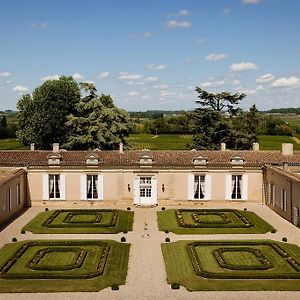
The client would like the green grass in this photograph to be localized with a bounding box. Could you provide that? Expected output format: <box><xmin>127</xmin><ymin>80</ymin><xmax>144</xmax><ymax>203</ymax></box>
<box><xmin>0</xmin><ymin>138</ymin><xmax>26</xmax><ymax>150</ymax></box>
<box><xmin>0</xmin><ymin>240</ymin><xmax>130</xmax><ymax>292</ymax></box>
<box><xmin>23</xmin><ymin>209</ymin><xmax>134</xmax><ymax>234</ymax></box>
<box><xmin>258</xmin><ymin>135</ymin><xmax>300</xmax><ymax>150</ymax></box>
<box><xmin>157</xmin><ymin>209</ymin><xmax>276</xmax><ymax>234</ymax></box>
<box><xmin>162</xmin><ymin>240</ymin><xmax>300</xmax><ymax>291</ymax></box>
<box><xmin>128</xmin><ymin>134</ymin><xmax>192</xmax><ymax>150</ymax></box>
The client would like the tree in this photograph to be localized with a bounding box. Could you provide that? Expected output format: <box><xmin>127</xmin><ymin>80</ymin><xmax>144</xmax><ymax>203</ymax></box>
<box><xmin>192</xmin><ymin>88</ymin><xmax>257</xmax><ymax>150</ymax></box>
<box><xmin>63</xmin><ymin>84</ymin><xmax>129</xmax><ymax>150</ymax></box>
<box><xmin>16</xmin><ymin>76</ymin><xmax>81</xmax><ymax>149</ymax></box>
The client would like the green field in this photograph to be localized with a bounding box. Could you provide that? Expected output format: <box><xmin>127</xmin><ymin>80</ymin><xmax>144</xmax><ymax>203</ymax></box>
<box><xmin>162</xmin><ymin>240</ymin><xmax>300</xmax><ymax>291</ymax></box>
<box><xmin>0</xmin><ymin>240</ymin><xmax>130</xmax><ymax>292</ymax></box>
<box><xmin>23</xmin><ymin>209</ymin><xmax>134</xmax><ymax>234</ymax></box>
<box><xmin>0</xmin><ymin>134</ymin><xmax>299</xmax><ymax>150</ymax></box>
<box><xmin>157</xmin><ymin>209</ymin><xmax>275</xmax><ymax>234</ymax></box>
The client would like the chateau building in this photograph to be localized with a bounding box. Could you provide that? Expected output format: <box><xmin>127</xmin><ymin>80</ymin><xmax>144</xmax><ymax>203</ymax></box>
<box><xmin>0</xmin><ymin>142</ymin><xmax>299</xmax><ymax>228</ymax></box>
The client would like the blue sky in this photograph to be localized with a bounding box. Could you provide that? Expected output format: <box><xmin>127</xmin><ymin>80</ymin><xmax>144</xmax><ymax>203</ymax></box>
<box><xmin>0</xmin><ymin>0</ymin><xmax>300</xmax><ymax>111</ymax></box>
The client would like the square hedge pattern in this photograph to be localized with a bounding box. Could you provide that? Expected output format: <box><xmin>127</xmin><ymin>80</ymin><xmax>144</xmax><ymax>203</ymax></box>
<box><xmin>162</xmin><ymin>240</ymin><xmax>300</xmax><ymax>291</ymax></box>
<box><xmin>158</xmin><ymin>209</ymin><xmax>276</xmax><ymax>234</ymax></box>
<box><xmin>0</xmin><ymin>240</ymin><xmax>130</xmax><ymax>292</ymax></box>
<box><xmin>23</xmin><ymin>209</ymin><xmax>134</xmax><ymax>234</ymax></box>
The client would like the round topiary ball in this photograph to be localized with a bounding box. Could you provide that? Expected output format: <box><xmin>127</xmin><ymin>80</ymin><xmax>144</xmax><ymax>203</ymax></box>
<box><xmin>121</xmin><ymin>237</ymin><xmax>126</xmax><ymax>242</ymax></box>
<box><xmin>127</xmin><ymin>207</ymin><xmax>131</xmax><ymax>211</ymax></box>
<box><xmin>165</xmin><ymin>230</ymin><xmax>169</xmax><ymax>234</ymax></box>
<box><xmin>111</xmin><ymin>284</ymin><xmax>119</xmax><ymax>290</ymax></box>
<box><xmin>21</xmin><ymin>229</ymin><xmax>25</xmax><ymax>234</ymax></box>
<box><xmin>161</xmin><ymin>207</ymin><xmax>166</xmax><ymax>211</ymax></box>
<box><xmin>282</xmin><ymin>237</ymin><xmax>287</xmax><ymax>242</ymax></box>
<box><xmin>171</xmin><ymin>283</ymin><xmax>180</xmax><ymax>289</ymax></box>
<box><xmin>123</xmin><ymin>231</ymin><xmax>128</xmax><ymax>234</ymax></box>
<box><xmin>243</xmin><ymin>208</ymin><xmax>247</xmax><ymax>211</ymax></box>
<box><xmin>45</xmin><ymin>208</ymin><xmax>49</xmax><ymax>211</ymax></box>
<box><xmin>165</xmin><ymin>237</ymin><xmax>170</xmax><ymax>243</ymax></box>
<box><xmin>12</xmin><ymin>237</ymin><xmax>17</xmax><ymax>242</ymax></box>
<box><xmin>271</xmin><ymin>229</ymin><xmax>276</xmax><ymax>233</ymax></box>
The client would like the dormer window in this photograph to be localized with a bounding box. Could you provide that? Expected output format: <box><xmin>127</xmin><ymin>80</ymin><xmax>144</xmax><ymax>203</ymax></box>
<box><xmin>230</xmin><ymin>156</ymin><xmax>245</xmax><ymax>165</ymax></box>
<box><xmin>139</xmin><ymin>155</ymin><xmax>153</xmax><ymax>165</ymax></box>
<box><xmin>48</xmin><ymin>153</ymin><xmax>61</xmax><ymax>165</ymax></box>
<box><xmin>85</xmin><ymin>153</ymin><xmax>99</xmax><ymax>166</ymax></box>
<box><xmin>193</xmin><ymin>156</ymin><xmax>207</xmax><ymax>165</ymax></box>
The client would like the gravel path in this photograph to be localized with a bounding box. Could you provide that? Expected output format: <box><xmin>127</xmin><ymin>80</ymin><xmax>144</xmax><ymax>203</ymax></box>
<box><xmin>0</xmin><ymin>203</ymin><xmax>300</xmax><ymax>300</ymax></box>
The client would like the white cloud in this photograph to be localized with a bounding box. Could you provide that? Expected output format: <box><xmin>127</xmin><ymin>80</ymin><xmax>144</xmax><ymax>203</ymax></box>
<box><xmin>83</xmin><ymin>80</ymin><xmax>95</xmax><ymax>84</ymax></box>
<box><xmin>271</xmin><ymin>76</ymin><xmax>300</xmax><ymax>88</ymax></box>
<box><xmin>144</xmin><ymin>76</ymin><xmax>159</xmax><ymax>83</ymax></box>
<box><xmin>119</xmin><ymin>72</ymin><xmax>143</xmax><ymax>80</ymax></box>
<box><xmin>166</xmin><ymin>20</ymin><xmax>191</xmax><ymax>29</ymax></box>
<box><xmin>160</xmin><ymin>90</ymin><xmax>176</xmax><ymax>97</ymax></box>
<box><xmin>5</xmin><ymin>80</ymin><xmax>12</xmax><ymax>84</ymax></box>
<box><xmin>41</xmin><ymin>74</ymin><xmax>60</xmax><ymax>81</ymax></box>
<box><xmin>153</xmin><ymin>84</ymin><xmax>169</xmax><ymax>90</ymax></box>
<box><xmin>142</xmin><ymin>95</ymin><xmax>151</xmax><ymax>100</ymax></box>
<box><xmin>229</xmin><ymin>62</ymin><xmax>258</xmax><ymax>72</ymax></box>
<box><xmin>72</xmin><ymin>73</ymin><xmax>84</xmax><ymax>80</ymax></box>
<box><xmin>129</xmin><ymin>32</ymin><xmax>154</xmax><ymax>39</ymax></box>
<box><xmin>256</xmin><ymin>85</ymin><xmax>265</xmax><ymax>91</ymax></box>
<box><xmin>200</xmin><ymin>80</ymin><xmax>225</xmax><ymax>88</ymax></box>
<box><xmin>223</xmin><ymin>7</ymin><xmax>231</xmax><ymax>14</ymax></box>
<box><xmin>98</xmin><ymin>71</ymin><xmax>110</xmax><ymax>79</ymax></box>
<box><xmin>238</xmin><ymin>88</ymin><xmax>257</xmax><ymax>95</ymax></box>
<box><xmin>195</xmin><ymin>38</ymin><xmax>208</xmax><ymax>44</ymax></box>
<box><xmin>0</xmin><ymin>71</ymin><xmax>11</xmax><ymax>77</ymax></box>
<box><xmin>126</xmin><ymin>91</ymin><xmax>139</xmax><ymax>97</ymax></box>
<box><xmin>142</xmin><ymin>32</ymin><xmax>153</xmax><ymax>38</ymax></box>
<box><xmin>31</xmin><ymin>22</ymin><xmax>49</xmax><ymax>29</ymax></box>
<box><xmin>147</xmin><ymin>64</ymin><xmax>167</xmax><ymax>70</ymax></box>
<box><xmin>256</xmin><ymin>73</ymin><xmax>274</xmax><ymax>83</ymax></box>
<box><xmin>241</xmin><ymin>0</ymin><xmax>261</xmax><ymax>4</ymax></box>
<box><xmin>178</xmin><ymin>9</ymin><xmax>191</xmax><ymax>16</ymax></box>
<box><xmin>13</xmin><ymin>85</ymin><xmax>29</xmax><ymax>93</ymax></box>
<box><xmin>230</xmin><ymin>80</ymin><xmax>241</xmax><ymax>86</ymax></box>
<box><xmin>206</xmin><ymin>53</ymin><xmax>228</xmax><ymax>61</ymax></box>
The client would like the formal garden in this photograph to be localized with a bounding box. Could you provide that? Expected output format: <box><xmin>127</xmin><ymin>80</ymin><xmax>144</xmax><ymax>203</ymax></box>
<box><xmin>0</xmin><ymin>239</ymin><xmax>130</xmax><ymax>292</ymax></box>
<box><xmin>22</xmin><ymin>209</ymin><xmax>134</xmax><ymax>234</ymax></box>
<box><xmin>162</xmin><ymin>240</ymin><xmax>300</xmax><ymax>291</ymax></box>
<box><xmin>157</xmin><ymin>208</ymin><xmax>276</xmax><ymax>234</ymax></box>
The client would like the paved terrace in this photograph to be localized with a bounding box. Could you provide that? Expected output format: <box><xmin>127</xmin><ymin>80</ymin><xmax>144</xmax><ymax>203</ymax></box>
<box><xmin>0</xmin><ymin>203</ymin><xmax>299</xmax><ymax>300</ymax></box>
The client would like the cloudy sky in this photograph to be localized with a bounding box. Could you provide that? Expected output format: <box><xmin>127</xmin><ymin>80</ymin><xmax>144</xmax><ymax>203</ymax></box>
<box><xmin>0</xmin><ymin>0</ymin><xmax>300</xmax><ymax>111</ymax></box>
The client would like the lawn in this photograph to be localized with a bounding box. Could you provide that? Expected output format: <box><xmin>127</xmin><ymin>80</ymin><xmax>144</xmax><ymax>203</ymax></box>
<box><xmin>0</xmin><ymin>239</ymin><xmax>130</xmax><ymax>292</ymax></box>
<box><xmin>258</xmin><ymin>135</ymin><xmax>300</xmax><ymax>150</ymax></box>
<box><xmin>157</xmin><ymin>209</ymin><xmax>275</xmax><ymax>234</ymax></box>
<box><xmin>0</xmin><ymin>138</ymin><xmax>26</xmax><ymax>150</ymax></box>
<box><xmin>23</xmin><ymin>209</ymin><xmax>134</xmax><ymax>234</ymax></box>
<box><xmin>162</xmin><ymin>240</ymin><xmax>300</xmax><ymax>291</ymax></box>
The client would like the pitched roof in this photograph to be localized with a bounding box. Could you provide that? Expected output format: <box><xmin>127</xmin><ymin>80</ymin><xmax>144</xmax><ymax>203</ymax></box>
<box><xmin>0</xmin><ymin>150</ymin><xmax>299</xmax><ymax>169</ymax></box>
<box><xmin>0</xmin><ymin>168</ymin><xmax>25</xmax><ymax>186</ymax></box>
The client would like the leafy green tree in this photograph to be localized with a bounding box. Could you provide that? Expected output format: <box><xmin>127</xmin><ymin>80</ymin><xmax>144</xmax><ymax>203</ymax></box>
<box><xmin>192</xmin><ymin>88</ymin><xmax>257</xmax><ymax>150</ymax></box>
<box><xmin>0</xmin><ymin>116</ymin><xmax>7</xmax><ymax>127</ymax></box>
<box><xmin>64</xmin><ymin>84</ymin><xmax>129</xmax><ymax>150</ymax></box>
<box><xmin>16</xmin><ymin>76</ymin><xmax>80</xmax><ymax>149</ymax></box>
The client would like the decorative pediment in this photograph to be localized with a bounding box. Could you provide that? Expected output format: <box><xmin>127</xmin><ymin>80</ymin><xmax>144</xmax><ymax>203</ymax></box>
<box><xmin>139</xmin><ymin>155</ymin><xmax>153</xmax><ymax>165</ymax></box>
<box><xmin>193</xmin><ymin>155</ymin><xmax>207</xmax><ymax>165</ymax></box>
<box><xmin>230</xmin><ymin>156</ymin><xmax>245</xmax><ymax>165</ymax></box>
<box><xmin>47</xmin><ymin>153</ymin><xmax>62</xmax><ymax>165</ymax></box>
<box><xmin>85</xmin><ymin>153</ymin><xmax>100</xmax><ymax>165</ymax></box>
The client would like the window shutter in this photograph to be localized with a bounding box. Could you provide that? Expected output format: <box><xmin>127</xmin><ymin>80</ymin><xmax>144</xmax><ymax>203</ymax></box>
<box><xmin>225</xmin><ymin>174</ymin><xmax>231</xmax><ymax>200</ymax></box>
<box><xmin>80</xmin><ymin>174</ymin><xmax>87</xmax><ymax>200</ymax></box>
<box><xmin>205</xmin><ymin>174</ymin><xmax>212</xmax><ymax>200</ymax></box>
<box><xmin>188</xmin><ymin>174</ymin><xmax>194</xmax><ymax>200</ymax></box>
<box><xmin>133</xmin><ymin>177</ymin><xmax>139</xmax><ymax>205</ymax></box>
<box><xmin>151</xmin><ymin>177</ymin><xmax>158</xmax><ymax>205</ymax></box>
<box><xmin>42</xmin><ymin>174</ymin><xmax>49</xmax><ymax>200</ymax></box>
<box><xmin>242</xmin><ymin>174</ymin><xmax>248</xmax><ymax>200</ymax></box>
<box><xmin>60</xmin><ymin>174</ymin><xmax>66</xmax><ymax>200</ymax></box>
<box><xmin>98</xmin><ymin>174</ymin><xmax>104</xmax><ymax>200</ymax></box>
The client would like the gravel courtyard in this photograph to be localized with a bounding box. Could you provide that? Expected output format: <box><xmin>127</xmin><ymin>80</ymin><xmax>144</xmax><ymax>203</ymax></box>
<box><xmin>0</xmin><ymin>202</ymin><xmax>299</xmax><ymax>300</ymax></box>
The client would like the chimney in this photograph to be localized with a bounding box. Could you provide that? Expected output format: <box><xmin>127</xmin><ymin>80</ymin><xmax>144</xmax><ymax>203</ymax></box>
<box><xmin>252</xmin><ymin>142</ymin><xmax>259</xmax><ymax>151</ymax></box>
<box><xmin>281</xmin><ymin>143</ymin><xmax>293</xmax><ymax>155</ymax></box>
<box><xmin>119</xmin><ymin>142</ymin><xmax>124</xmax><ymax>154</ymax></box>
<box><xmin>221</xmin><ymin>143</ymin><xmax>226</xmax><ymax>151</ymax></box>
<box><xmin>283</xmin><ymin>162</ymin><xmax>289</xmax><ymax>170</ymax></box>
<box><xmin>53</xmin><ymin>143</ymin><xmax>59</xmax><ymax>153</ymax></box>
<box><xmin>30</xmin><ymin>143</ymin><xmax>35</xmax><ymax>151</ymax></box>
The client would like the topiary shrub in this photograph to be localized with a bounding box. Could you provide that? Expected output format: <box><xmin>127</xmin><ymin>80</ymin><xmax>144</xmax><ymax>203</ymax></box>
<box><xmin>127</xmin><ymin>207</ymin><xmax>131</xmax><ymax>211</ymax></box>
<box><xmin>12</xmin><ymin>237</ymin><xmax>17</xmax><ymax>242</ymax></box>
<box><xmin>161</xmin><ymin>207</ymin><xmax>166</xmax><ymax>211</ymax></box>
<box><xmin>45</xmin><ymin>208</ymin><xmax>49</xmax><ymax>211</ymax></box>
<box><xmin>282</xmin><ymin>237</ymin><xmax>288</xmax><ymax>242</ymax></box>
<box><xmin>121</xmin><ymin>237</ymin><xmax>126</xmax><ymax>242</ymax></box>
<box><xmin>111</xmin><ymin>284</ymin><xmax>119</xmax><ymax>290</ymax></box>
<box><xmin>271</xmin><ymin>229</ymin><xmax>277</xmax><ymax>233</ymax></box>
<box><xmin>21</xmin><ymin>229</ymin><xmax>25</xmax><ymax>234</ymax></box>
<box><xmin>123</xmin><ymin>231</ymin><xmax>128</xmax><ymax>234</ymax></box>
<box><xmin>165</xmin><ymin>230</ymin><xmax>169</xmax><ymax>234</ymax></box>
<box><xmin>165</xmin><ymin>237</ymin><xmax>170</xmax><ymax>243</ymax></box>
<box><xmin>171</xmin><ymin>283</ymin><xmax>180</xmax><ymax>289</ymax></box>
<box><xmin>243</xmin><ymin>208</ymin><xmax>247</xmax><ymax>211</ymax></box>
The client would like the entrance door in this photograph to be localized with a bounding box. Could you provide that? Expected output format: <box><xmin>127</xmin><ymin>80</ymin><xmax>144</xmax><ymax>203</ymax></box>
<box><xmin>133</xmin><ymin>176</ymin><xmax>157</xmax><ymax>205</ymax></box>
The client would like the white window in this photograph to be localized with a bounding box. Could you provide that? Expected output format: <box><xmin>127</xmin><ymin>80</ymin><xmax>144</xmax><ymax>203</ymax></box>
<box><xmin>81</xmin><ymin>174</ymin><xmax>103</xmax><ymax>200</ymax></box>
<box><xmin>16</xmin><ymin>183</ymin><xmax>21</xmax><ymax>206</ymax></box>
<box><xmin>87</xmin><ymin>175</ymin><xmax>98</xmax><ymax>200</ymax></box>
<box><xmin>231</xmin><ymin>175</ymin><xmax>242</xmax><ymax>200</ymax></box>
<box><xmin>194</xmin><ymin>175</ymin><xmax>205</xmax><ymax>199</ymax></box>
<box><xmin>6</xmin><ymin>189</ymin><xmax>11</xmax><ymax>211</ymax></box>
<box><xmin>281</xmin><ymin>189</ymin><xmax>288</xmax><ymax>212</ymax></box>
<box><xmin>49</xmin><ymin>174</ymin><xmax>60</xmax><ymax>199</ymax></box>
<box><xmin>140</xmin><ymin>177</ymin><xmax>152</xmax><ymax>198</ymax></box>
<box><xmin>188</xmin><ymin>174</ymin><xmax>211</xmax><ymax>200</ymax></box>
